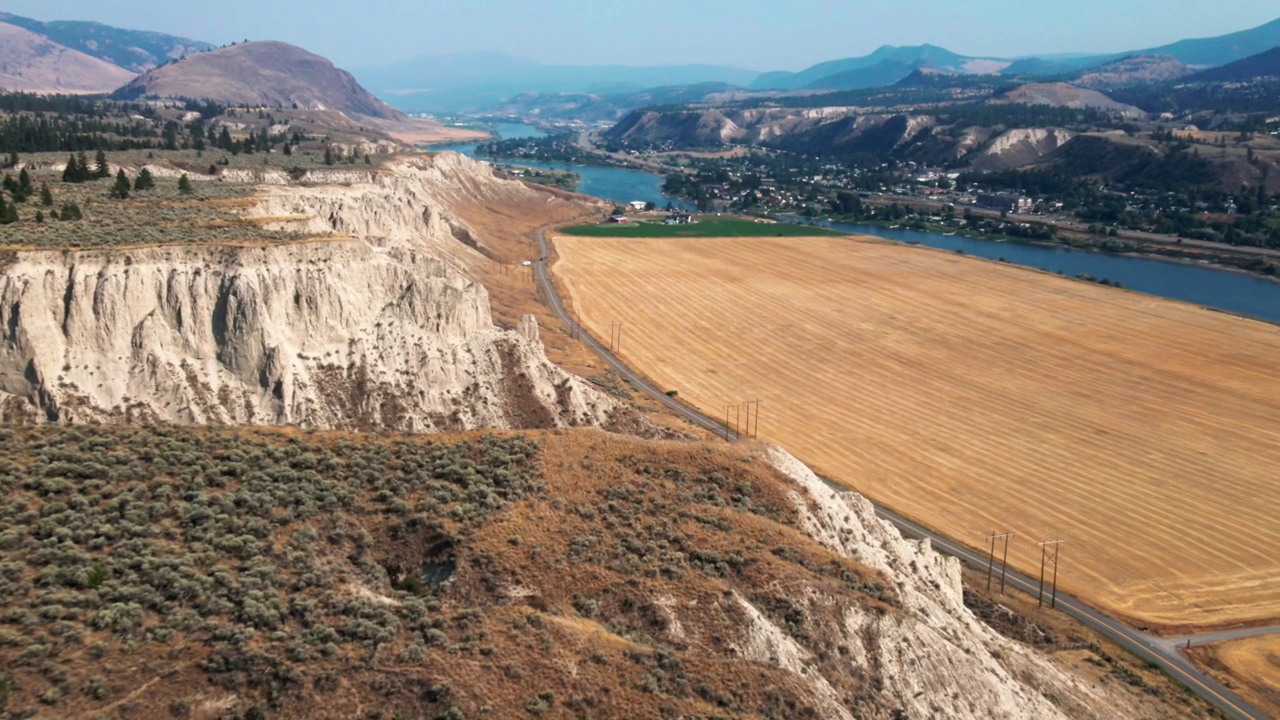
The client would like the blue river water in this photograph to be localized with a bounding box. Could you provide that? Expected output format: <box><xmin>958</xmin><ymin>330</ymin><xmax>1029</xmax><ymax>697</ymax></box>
<box><xmin>431</xmin><ymin>125</ymin><xmax>1277</xmax><ymax>323</ymax></box>
<box><xmin>431</xmin><ymin>123</ymin><xmax>693</xmax><ymax>210</ymax></box>
<box><xmin>812</xmin><ymin>221</ymin><xmax>1280</xmax><ymax>323</ymax></box>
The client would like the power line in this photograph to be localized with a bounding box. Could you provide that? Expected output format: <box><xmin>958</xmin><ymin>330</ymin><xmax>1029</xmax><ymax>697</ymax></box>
<box><xmin>984</xmin><ymin>531</ymin><xmax>1015</xmax><ymax>593</ymax></box>
<box><xmin>742</xmin><ymin>399</ymin><xmax>761</xmax><ymax>439</ymax></box>
<box><xmin>1037</xmin><ymin>539</ymin><xmax>1066</xmax><ymax>608</ymax></box>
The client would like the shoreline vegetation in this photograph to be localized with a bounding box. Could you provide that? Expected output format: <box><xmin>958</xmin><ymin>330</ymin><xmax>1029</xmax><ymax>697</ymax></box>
<box><xmin>558</xmin><ymin>215</ymin><xmax>844</xmax><ymax>238</ymax></box>
<box><xmin>466</xmin><ymin>132</ymin><xmax>1280</xmax><ymax>279</ymax></box>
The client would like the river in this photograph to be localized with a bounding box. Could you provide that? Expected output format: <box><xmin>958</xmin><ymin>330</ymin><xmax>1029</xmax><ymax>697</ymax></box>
<box><xmin>812</xmin><ymin>221</ymin><xmax>1280</xmax><ymax>323</ymax></box>
<box><xmin>430</xmin><ymin>123</ymin><xmax>693</xmax><ymax>210</ymax></box>
<box><xmin>431</xmin><ymin>127</ymin><xmax>1277</xmax><ymax>323</ymax></box>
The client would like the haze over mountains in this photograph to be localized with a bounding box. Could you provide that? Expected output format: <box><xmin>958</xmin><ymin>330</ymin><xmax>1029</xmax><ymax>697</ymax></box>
<box><xmin>0</xmin><ymin>11</ymin><xmax>211</xmax><ymax>73</ymax></box>
<box><xmin>353</xmin><ymin>15</ymin><xmax>1280</xmax><ymax>113</ymax></box>
<box><xmin>114</xmin><ymin>41</ymin><xmax>404</xmax><ymax>120</ymax></box>
<box><xmin>0</xmin><ymin>10</ymin><xmax>1277</xmax><ymax>119</ymax></box>
<box><xmin>0</xmin><ymin>21</ymin><xmax>134</xmax><ymax>93</ymax></box>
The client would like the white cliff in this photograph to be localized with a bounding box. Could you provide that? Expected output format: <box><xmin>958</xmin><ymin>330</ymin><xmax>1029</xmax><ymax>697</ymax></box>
<box><xmin>763</xmin><ymin>447</ymin><xmax>1149</xmax><ymax>719</ymax></box>
<box><xmin>0</xmin><ymin>154</ymin><xmax>623</xmax><ymax>431</ymax></box>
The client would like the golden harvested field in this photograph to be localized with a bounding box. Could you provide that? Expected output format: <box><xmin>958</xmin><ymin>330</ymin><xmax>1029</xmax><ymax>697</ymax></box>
<box><xmin>1189</xmin><ymin>635</ymin><xmax>1280</xmax><ymax>716</ymax></box>
<box><xmin>551</xmin><ymin>233</ymin><xmax>1280</xmax><ymax>633</ymax></box>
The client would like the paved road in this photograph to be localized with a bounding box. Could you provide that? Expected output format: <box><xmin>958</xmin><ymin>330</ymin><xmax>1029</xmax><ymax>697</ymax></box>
<box><xmin>533</xmin><ymin>225</ymin><xmax>1271</xmax><ymax>720</ymax></box>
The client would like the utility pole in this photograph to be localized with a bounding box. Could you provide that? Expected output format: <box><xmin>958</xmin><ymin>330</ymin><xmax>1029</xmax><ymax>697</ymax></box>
<box><xmin>740</xmin><ymin>400</ymin><xmax>762</xmax><ymax>438</ymax></box>
<box><xmin>1037</xmin><ymin>540</ymin><xmax>1066</xmax><ymax>608</ymax></box>
<box><xmin>609</xmin><ymin>323</ymin><xmax>624</xmax><ymax>353</ymax></box>
<box><xmin>984</xmin><ymin>531</ymin><xmax>1015</xmax><ymax>593</ymax></box>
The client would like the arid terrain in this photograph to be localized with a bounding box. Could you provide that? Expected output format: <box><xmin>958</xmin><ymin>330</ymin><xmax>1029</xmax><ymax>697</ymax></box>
<box><xmin>1188</xmin><ymin>635</ymin><xmax>1280</xmax><ymax>717</ymax></box>
<box><xmin>0</xmin><ymin>424</ymin><xmax>1203</xmax><ymax>719</ymax></box>
<box><xmin>551</xmin><ymin>233</ymin><xmax>1280</xmax><ymax>636</ymax></box>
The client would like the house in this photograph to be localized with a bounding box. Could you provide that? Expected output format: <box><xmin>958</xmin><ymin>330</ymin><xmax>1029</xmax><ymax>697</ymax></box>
<box><xmin>664</xmin><ymin>212</ymin><xmax>695</xmax><ymax>225</ymax></box>
<box><xmin>608</xmin><ymin>215</ymin><xmax>629</xmax><ymax>223</ymax></box>
<box><xmin>628</xmin><ymin>200</ymin><xmax>648</xmax><ymax>211</ymax></box>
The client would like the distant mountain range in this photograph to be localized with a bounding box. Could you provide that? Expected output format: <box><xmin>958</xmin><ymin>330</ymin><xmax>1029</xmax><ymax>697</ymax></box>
<box><xmin>744</xmin><ymin>17</ymin><xmax>1280</xmax><ymax>93</ymax></box>
<box><xmin>0</xmin><ymin>21</ymin><xmax>135</xmax><ymax>93</ymax></box>
<box><xmin>1189</xmin><ymin>46</ymin><xmax>1280</xmax><ymax>82</ymax></box>
<box><xmin>352</xmin><ymin>52</ymin><xmax>759</xmax><ymax>114</ymax></box>
<box><xmin>0</xmin><ymin>11</ymin><xmax>211</xmax><ymax>73</ymax></box>
<box><xmin>348</xmin><ymin>16</ymin><xmax>1280</xmax><ymax>114</ymax></box>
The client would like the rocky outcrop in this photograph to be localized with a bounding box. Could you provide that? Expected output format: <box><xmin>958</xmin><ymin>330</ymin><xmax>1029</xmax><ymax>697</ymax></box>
<box><xmin>0</xmin><ymin>154</ymin><xmax>622</xmax><ymax>432</ymax></box>
<box><xmin>763</xmin><ymin>447</ymin><xmax>1152</xmax><ymax>719</ymax></box>
<box><xmin>969</xmin><ymin>127</ymin><xmax>1076</xmax><ymax>170</ymax></box>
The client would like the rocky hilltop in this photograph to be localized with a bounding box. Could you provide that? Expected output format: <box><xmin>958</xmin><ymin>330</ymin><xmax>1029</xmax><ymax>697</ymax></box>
<box><xmin>113</xmin><ymin>40</ymin><xmax>403</xmax><ymax>120</ymax></box>
<box><xmin>0</xmin><ymin>153</ymin><xmax>620</xmax><ymax>432</ymax></box>
<box><xmin>0</xmin><ymin>21</ymin><xmax>136</xmax><ymax>93</ymax></box>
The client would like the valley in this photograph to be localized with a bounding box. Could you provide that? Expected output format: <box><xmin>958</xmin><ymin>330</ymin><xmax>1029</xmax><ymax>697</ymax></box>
<box><xmin>551</xmin><ymin>233</ymin><xmax>1280</xmax><ymax>635</ymax></box>
<box><xmin>0</xmin><ymin>6</ymin><xmax>1278</xmax><ymax>719</ymax></box>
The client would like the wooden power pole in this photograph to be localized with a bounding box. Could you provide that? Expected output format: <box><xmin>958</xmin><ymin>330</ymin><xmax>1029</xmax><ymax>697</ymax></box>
<box><xmin>984</xmin><ymin>531</ymin><xmax>1015</xmax><ymax>593</ymax></box>
<box><xmin>1037</xmin><ymin>539</ymin><xmax>1066</xmax><ymax>608</ymax></box>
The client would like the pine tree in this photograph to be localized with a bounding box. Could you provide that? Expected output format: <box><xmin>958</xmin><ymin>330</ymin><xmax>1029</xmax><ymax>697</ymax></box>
<box><xmin>133</xmin><ymin>168</ymin><xmax>155</xmax><ymax>191</ymax></box>
<box><xmin>76</xmin><ymin>151</ymin><xmax>91</xmax><ymax>182</ymax></box>
<box><xmin>40</xmin><ymin>183</ymin><xmax>53</xmax><ymax>206</ymax></box>
<box><xmin>110</xmin><ymin>169</ymin><xmax>131</xmax><ymax>199</ymax></box>
<box><xmin>94</xmin><ymin>150</ymin><xmax>110</xmax><ymax>179</ymax></box>
<box><xmin>178</xmin><ymin>174</ymin><xmax>193</xmax><ymax>195</ymax></box>
<box><xmin>0</xmin><ymin>197</ymin><xmax>17</xmax><ymax>224</ymax></box>
<box><xmin>59</xmin><ymin>201</ymin><xmax>82</xmax><ymax>221</ymax></box>
<box><xmin>62</xmin><ymin>154</ymin><xmax>80</xmax><ymax>183</ymax></box>
<box><xmin>34</xmin><ymin>210</ymin><xmax>43</xmax><ymax>223</ymax></box>
<box><xmin>18</xmin><ymin>168</ymin><xmax>32</xmax><ymax>197</ymax></box>
<box><xmin>324</xmin><ymin>146</ymin><xmax>334</xmax><ymax>166</ymax></box>
<box><xmin>282</xmin><ymin>143</ymin><xmax>292</xmax><ymax>156</ymax></box>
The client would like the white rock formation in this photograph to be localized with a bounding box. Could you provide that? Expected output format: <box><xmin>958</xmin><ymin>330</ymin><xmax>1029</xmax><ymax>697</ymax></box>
<box><xmin>760</xmin><ymin>447</ymin><xmax>1149</xmax><ymax>719</ymax></box>
<box><xmin>0</xmin><ymin>154</ymin><xmax>622</xmax><ymax>431</ymax></box>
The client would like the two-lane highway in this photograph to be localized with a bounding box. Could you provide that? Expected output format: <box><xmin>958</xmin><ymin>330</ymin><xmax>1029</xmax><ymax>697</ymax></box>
<box><xmin>532</xmin><ymin>224</ymin><xmax>1270</xmax><ymax>720</ymax></box>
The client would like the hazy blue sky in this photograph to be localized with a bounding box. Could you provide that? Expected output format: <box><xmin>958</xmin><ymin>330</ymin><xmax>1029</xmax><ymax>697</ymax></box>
<box><xmin>8</xmin><ymin>0</ymin><xmax>1280</xmax><ymax>69</ymax></box>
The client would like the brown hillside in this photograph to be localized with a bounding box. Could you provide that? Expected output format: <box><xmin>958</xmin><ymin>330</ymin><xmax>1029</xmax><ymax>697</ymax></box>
<box><xmin>113</xmin><ymin>41</ymin><xmax>403</xmax><ymax>121</ymax></box>
<box><xmin>990</xmin><ymin>82</ymin><xmax>1145</xmax><ymax>117</ymax></box>
<box><xmin>1073</xmin><ymin>54</ymin><xmax>1194</xmax><ymax>90</ymax></box>
<box><xmin>0</xmin><ymin>22</ymin><xmax>135</xmax><ymax>94</ymax></box>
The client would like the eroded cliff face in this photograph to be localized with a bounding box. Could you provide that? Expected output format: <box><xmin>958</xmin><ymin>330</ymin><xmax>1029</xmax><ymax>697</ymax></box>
<box><xmin>0</xmin><ymin>154</ymin><xmax>621</xmax><ymax>431</ymax></box>
<box><xmin>765</xmin><ymin>448</ymin><xmax>1150</xmax><ymax>719</ymax></box>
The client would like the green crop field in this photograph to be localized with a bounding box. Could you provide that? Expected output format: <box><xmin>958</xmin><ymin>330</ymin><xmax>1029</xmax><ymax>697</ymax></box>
<box><xmin>557</xmin><ymin>216</ymin><xmax>844</xmax><ymax>238</ymax></box>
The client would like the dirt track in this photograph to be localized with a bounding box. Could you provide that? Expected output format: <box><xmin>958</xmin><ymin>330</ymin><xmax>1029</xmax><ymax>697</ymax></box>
<box><xmin>552</xmin><ymin>233</ymin><xmax>1280</xmax><ymax>633</ymax></box>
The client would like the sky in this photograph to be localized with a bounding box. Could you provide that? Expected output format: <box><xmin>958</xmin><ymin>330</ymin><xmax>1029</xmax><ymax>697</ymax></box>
<box><xmin>6</xmin><ymin>0</ymin><xmax>1280</xmax><ymax>70</ymax></box>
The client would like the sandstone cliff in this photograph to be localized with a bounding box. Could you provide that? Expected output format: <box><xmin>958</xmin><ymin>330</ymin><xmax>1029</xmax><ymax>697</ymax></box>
<box><xmin>0</xmin><ymin>154</ymin><xmax>621</xmax><ymax>432</ymax></box>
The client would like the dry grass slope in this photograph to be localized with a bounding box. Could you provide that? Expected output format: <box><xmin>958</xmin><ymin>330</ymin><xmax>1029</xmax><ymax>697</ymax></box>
<box><xmin>0</xmin><ymin>424</ymin><xmax>903</xmax><ymax>719</ymax></box>
<box><xmin>552</xmin><ymin>233</ymin><xmax>1280</xmax><ymax>634</ymax></box>
<box><xmin>1188</xmin><ymin>636</ymin><xmax>1280</xmax><ymax>718</ymax></box>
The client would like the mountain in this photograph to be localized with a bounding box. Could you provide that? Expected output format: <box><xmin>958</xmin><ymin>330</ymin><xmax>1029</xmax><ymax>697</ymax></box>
<box><xmin>1187</xmin><ymin>46</ymin><xmax>1280</xmax><ymax>82</ymax></box>
<box><xmin>1071</xmin><ymin>54</ymin><xmax>1195</xmax><ymax>89</ymax></box>
<box><xmin>0</xmin><ymin>11</ymin><xmax>211</xmax><ymax>73</ymax></box>
<box><xmin>999</xmin><ymin>54</ymin><xmax>1124</xmax><ymax>78</ymax></box>
<box><xmin>750</xmin><ymin>44</ymin><xmax>1005</xmax><ymax>91</ymax></box>
<box><xmin>354</xmin><ymin>51</ymin><xmax>759</xmax><ymax>114</ymax></box>
<box><xmin>113</xmin><ymin>40</ymin><xmax>402</xmax><ymax>120</ymax></box>
<box><xmin>1142</xmin><ymin>16</ymin><xmax>1280</xmax><ymax>67</ymax></box>
<box><xmin>483</xmin><ymin>82</ymin><xmax>746</xmax><ymax>124</ymax></box>
<box><xmin>990</xmin><ymin>82</ymin><xmax>1145</xmax><ymax>117</ymax></box>
<box><xmin>0</xmin><ymin>21</ymin><xmax>135</xmax><ymax>93</ymax></box>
